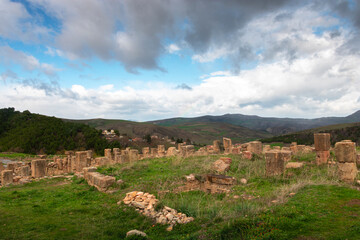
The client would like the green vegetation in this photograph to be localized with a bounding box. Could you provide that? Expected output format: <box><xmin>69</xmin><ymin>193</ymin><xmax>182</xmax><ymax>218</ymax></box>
<box><xmin>262</xmin><ymin>122</ymin><xmax>360</xmax><ymax>145</ymax></box>
<box><xmin>0</xmin><ymin>108</ymin><xmax>120</xmax><ymax>155</ymax></box>
<box><xmin>1</xmin><ymin>153</ymin><xmax>357</xmax><ymax>239</ymax></box>
<box><xmin>0</xmin><ymin>152</ymin><xmax>36</xmax><ymax>159</ymax></box>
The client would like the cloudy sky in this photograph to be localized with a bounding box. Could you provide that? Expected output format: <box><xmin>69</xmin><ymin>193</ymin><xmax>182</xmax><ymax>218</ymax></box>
<box><xmin>1</xmin><ymin>0</ymin><xmax>360</xmax><ymax>121</ymax></box>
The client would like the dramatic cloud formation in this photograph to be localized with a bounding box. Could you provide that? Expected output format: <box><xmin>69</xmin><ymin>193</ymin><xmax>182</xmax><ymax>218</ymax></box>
<box><xmin>1</xmin><ymin>0</ymin><xmax>360</xmax><ymax>120</ymax></box>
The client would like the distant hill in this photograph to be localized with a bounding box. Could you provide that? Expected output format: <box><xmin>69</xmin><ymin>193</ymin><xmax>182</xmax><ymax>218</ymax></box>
<box><xmin>149</xmin><ymin>111</ymin><xmax>360</xmax><ymax>135</ymax></box>
<box><xmin>67</xmin><ymin>118</ymin><xmax>271</xmax><ymax>144</ymax></box>
<box><xmin>0</xmin><ymin>108</ymin><xmax>119</xmax><ymax>155</ymax></box>
<box><xmin>261</xmin><ymin>122</ymin><xmax>360</xmax><ymax>146</ymax></box>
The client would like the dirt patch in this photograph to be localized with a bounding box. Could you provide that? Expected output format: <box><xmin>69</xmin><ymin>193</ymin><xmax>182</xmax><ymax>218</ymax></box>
<box><xmin>345</xmin><ymin>199</ymin><xmax>360</xmax><ymax>207</ymax></box>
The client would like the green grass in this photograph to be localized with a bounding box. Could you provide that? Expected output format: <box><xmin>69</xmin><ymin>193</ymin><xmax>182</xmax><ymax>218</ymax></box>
<box><xmin>0</xmin><ymin>152</ymin><xmax>36</xmax><ymax>159</ymax></box>
<box><xmin>0</xmin><ymin>154</ymin><xmax>359</xmax><ymax>239</ymax></box>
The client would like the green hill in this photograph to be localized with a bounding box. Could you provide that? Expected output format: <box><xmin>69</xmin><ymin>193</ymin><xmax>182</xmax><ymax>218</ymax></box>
<box><xmin>0</xmin><ymin>108</ymin><xmax>119</xmax><ymax>155</ymax></box>
<box><xmin>149</xmin><ymin>111</ymin><xmax>360</xmax><ymax>135</ymax></box>
<box><xmin>261</xmin><ymin>122</ymin><xmax>360</xmax><ymax>145</ymax></box>
<box><xmin>68</xmin><ymin>119</ymin><xmax>272</xmax><ymax>144</ymax></box>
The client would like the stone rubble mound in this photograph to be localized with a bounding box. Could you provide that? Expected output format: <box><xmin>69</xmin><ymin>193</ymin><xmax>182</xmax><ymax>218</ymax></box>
<box><xmin>121</xmin><ymin>191</ymin><xmax>194</xmax><ymax>226</ymax></box>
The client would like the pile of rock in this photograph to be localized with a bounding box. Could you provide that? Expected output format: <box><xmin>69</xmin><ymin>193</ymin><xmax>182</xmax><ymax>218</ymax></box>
<box><xmin>121</xmin><ymin>191</ymin><xmax>194</xmax><ymax>227</ymax></box>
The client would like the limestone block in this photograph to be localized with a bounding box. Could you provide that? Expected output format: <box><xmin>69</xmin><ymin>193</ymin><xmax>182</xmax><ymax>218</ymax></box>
<box><xmin>129</xmin><ymin>149</ymin><xmax>139</xmax><ymax>162</ymax></box>
<box><xmin>19</xmin><ymin>165</ymin><xmax>31</xmax><ymax>177</ymax></box>
<box><xmin>213</xmin><ymin>140</ymin><xmax>220</xmax><ymax>153</ymax></box>
<box><xmin>86</xmin><ymin>150</ymin><xmax>93</xmax><ymax>159</ymax></box>
<box><xmin>75</xmin><ymin>151</ymin><xmax>88</xmax><ymax>172</ymax></box>
<box><xmin>6</xmin><ymin>162</ymin><xmax>16</xmax><ymax>172</ymax></box>
<box><xmin>286</xmin><ymin>162</ymin><xmax>304</xmax><ymax>169</ymax></box>
<box><xmin>314</xmin><ymin>133</ymin><xmax>331</xmax><ymax>151</ymax></box>
<box><xmin>248</xmin><ymin>141</ymin><xmax>262</xmax><ymax>155</ymax></box>
<box><xmin>150</xmin><ymin>148</ymin><xmax>158</xmax><ymax>157</ymax></box>
<box><xmin>280</xmin><ymin>150</ymin><xmax>292</xmax><ymax>162</ymax></box>
<box><xmin>212</xmin><ymin>160</ymin><xmax>230</xmax><ymax>173</ymax></box>
<box><xmin>242</xmin><ymin>151</ymin><xmax>252</xmax><ymax>160</ymax></box>
<box><xmin>86</xmin><ymin>172</ymin><xmax>115</xmax><ymax>191</ymax></box>
<box><xmin>335</xmin><ymin>141</ymin><xmax>356</xmax><ymax>163</ymax></box>
<box><xmin>0</xmin><ymin>163</ymin><xmax>4</xmax><ymax>172</ymax></box>
<box><xmin>206</xmin><ymin>174</ymin><xmax>236</xmax><ymax>185</ymax></box>
<box><xmin>223</xmin><ymin>137</ymin><xmax>232</xmax><ymax>154</ymax></box>
<box><xmin>166</xmin><ymin>147</ymin><xmax>177</xmax><ymax>156</ymax></box>
<box><xmin>1</xmin><ymin>170</ymin><xmax>13</xmax><ymax>186</ymax></box>
<box><xmin>220</xmin><ymin>157</ymin><xmax>232</xmax><ymax>165</ymax></box>
<box><xmin>31</xmin><ymin>159</ymin><xmax>46</xmax><ymax>178</ymax></box>
<box><xmin>265</xmin><ymin>151</ymin><xmax>284</xmax><ymax>176</ymax></box>
<box><xmin>338</xmin><ymin>162</ymin><xmax>358</xmax><ymax>182</ymax></box>
<box><xmin>104</xmin><ymin>149</ymin><xmax>112</xmax><ymax>162</ymax></box>
<box><xmin>297</xmin><ymin>145</ymin><xmax>305</xmax><ymax>152</ymax></box>
<box><xmin>316</xmin><ymin>150</ymin><xmax>330</xmax><ymax>165</ymax></box>
<box><xmin>158</xmin><ymin>145</ymin><xmax>165</xmax><ymax>153</ymax></box>
<box><xmin>263</xmin><ymin>145</ymin><xmax>271</xmax><ymax>153</ymax></box>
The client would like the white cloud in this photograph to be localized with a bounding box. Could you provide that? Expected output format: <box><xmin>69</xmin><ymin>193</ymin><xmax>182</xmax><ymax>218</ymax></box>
<box><xmin>1</xmin><ymin>38</ymin><xmax>360</xmax><ymax>120</ymax></box>
<box><xmin>166</xmin><ymin>44</ymin><xmax>180</xmax><ymax>54</ymax></box>
<box><xmin>0</xmin><ymin>46</ymin><xmax>60</xmax><ymax>76</ymax></box>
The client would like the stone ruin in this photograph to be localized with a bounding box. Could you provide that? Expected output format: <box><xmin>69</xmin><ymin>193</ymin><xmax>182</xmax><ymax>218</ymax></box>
<box><xmin>1</xmin><ymin>133</ymin><xmax>359</xmax><ymax>187</ymax></box>
<box><xmin>121</xmin><ymin>191</ymin><xmax>194</xmax><ymax>228</ymax></box>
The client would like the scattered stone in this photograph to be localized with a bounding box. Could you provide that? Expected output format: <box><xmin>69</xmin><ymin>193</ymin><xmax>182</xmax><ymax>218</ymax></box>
<box><xmin>185</xmin><ymin>174</ymin><xmax>196</xmax><ymax>181</ymax></box>
<box><xmin>285</xmin><ymin>162</ymin><xmax>304</xmax><ymax>169</ymax></box>
<box><xmin>233</xmin><ymin>195</ymin><xmax>240</xmax><ymax>199</ymax></box>
<box><xmin>212</xmin><ymin>159</ymin><xmax>230</xmax><ymax>173</ymax></box>
<box><xmin>166</xmin><ymin>225</ymin><xmax>174</xmax><ymax>231</ymax></box>
<box><xmin>126</xmin><ymin>230</ymin><xmax>147</xmax><ymax>238</ymax></box>
<box><xmin>123</xmin><ymin>191</ymin><xmax>194</xmax><ymax>226</ymax></box>
<box><xmin>116</xmin><ymin>179</ymin><xmax>124</xmax><ymax>184</ymax></box>
<box><xmin>1</xmin><ymin>170</ymin><xmax>13</xmax><ymax>186</ymax></box>
<box><xmin>289</xmin><ymin>192</ymin><xmax>296</xmax><ymax>197</ymax></box>
<box><xmin>240</xmin><ymin>178</ymin><xmax>247</xmax><ymax>184</ymax></box>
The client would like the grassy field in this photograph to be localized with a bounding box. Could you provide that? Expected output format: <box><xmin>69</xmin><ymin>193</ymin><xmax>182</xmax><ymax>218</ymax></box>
<box><xmin>0</xmin><ymin>153</ymin><xmax>360</xmax><ymax>239</ymax></box>
<box><xmin>0</xmin><ymin>152</ymin><xmax>36</xmax><ymax>160</ymax></box>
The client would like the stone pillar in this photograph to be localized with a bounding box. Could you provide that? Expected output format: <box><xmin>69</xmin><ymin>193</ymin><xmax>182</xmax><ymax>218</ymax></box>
<box><xmin>129</xmin><ymin>149</ymin><xmax>139</xmax><ymax>162</ymax></box>
<box><xmin>263</xmin><ymin>145</ymin><xmax>271</xmax><ymax>153</ymax></box>
<box><xmin>185</xmin><ymin>145</ymin><xmax>195</xmax><ymax>157</ymax></box>
<box><xmin>223</xmin><ymin>137</ymin><xmax>232</xmax><ymax>154</ymax></box>
<box><xmin>1</xmin><ymin>170</ymin><xmax>13</xmax><ymax>186</ymax></box>
<box><xmin>166</xmin><ymin>147</ymin><xmax>177</xmax><ymax>156</ymax></box>
<box><xmin>213</xmin><ymin>140</ymin><xmax>220</xmax><ymax>154</ymax></box>
<box><xmin>157</xmin><ymin>145</ymin><xmax>165</xmax><ymax>157</ymax></box>
<box><xmin>265</xmin><ymin>151</ymin><xmax>284</xmax><ymax>176</ymax></box>
<box><xmin>248</xmin><ymin>141</ymin><xmax>262</xmax><ymax>155</ymax></box>
<box><xmin>150</xmin><ymin>148</ymin><xmax>158</xmax><ymax>158</ymax></box>
<box><xmin>314</xmin><ymin>133</ymin><xmax>331</xmax><ymax>165</ymax></box>
<box><xmin>19</xmin><ymin>165</ymin><xmax>31</xmax><ymax>177</ymax></box>
<box><xmin>0</xmin><ymin>163</ymin><xmax>4</xmax><ymax>172</ymax></box>
<box><xmin>335</xmin><ymin>140</ymin><xmax>358</xmax><ymax>182</ymax></box>
<box><xmin>31</xmin><ymin>159</ymin><xmax>47</xmax><ymax>178</ymax></box>
<box><xmin>142</xmin><ymin>147</ymin><xmax>150</xmax><ymax>158</ymax></box>
<box><xmin>280</xmin><ymin>150</ymin><xmax>292</xmax><ymax>162</ymax></box>
<box><xmin>6</xmin><ymin>162</ymin><xmax>16</xmax><ymax>172</ymax></box>
<box><xmin>290</xmin><ymin>142</ymin><xmax>298</xmax><ymax>154</ymax></box>
<box><xmin>75</xmin><ymin>151</ymin><xmax>88</xmax><ymax>172</ymax></box>
<box><xmin>86</xmin><ymin>150</ymin><xmax>93</xmax><ymax>159</ymax></box>
<box><xmin>104</xmin><ymin>149</ymin><xmax>112</xmax><ymax>162</ymax></box>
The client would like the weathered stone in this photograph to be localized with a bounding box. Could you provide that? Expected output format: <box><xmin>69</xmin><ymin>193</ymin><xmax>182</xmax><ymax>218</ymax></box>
<box><xmin>86</xmin><ymin>150</ymin><xmax>93</xmax><ymax>159</ymax></box>
<box><xmin>290</xmin><ymin>142</ymin><xmax>298</xmax><ymax>154</ymax></box>
<box><xmin>316</xmin><ymin>150</ymin><xmax>330</xmax><ymax>165</ymax></box>
<box><xmin>247</xmin><ymin>141</ymin><xmax>262</xmax><ymax>155</ymax></box>
<box><xmin>6</xmin><ymin>162</ymin><xmax>16</xmax><ymax>172</ymax></box>
<box><xmin>335</xmin><ymin>141</ymin><xmax>356</xmax><ymax>163</ymax></box>
<box><xmin>285</xmin><ymin>162</ymin><xmax>304</xmax><ymax>169</ymax></box>
<box><xmin>19</xmin><ymin>165</ymin><xmax>31</xmax><ymax>177</ymax></box>
<box><xmin>206</xmin><ymin>174</ymin><xmax>236</xmax><ymax>185</ymax></box>
<box><xmin>31</xmin><ymin>159</ymin><xmax>46</xmax><ymax>178</ymax></box>
<box><xmin>166</xmin><ymin>147</ymin><xmax>177</xmax><ymax>156</ymax></box>
<box><xmin>240</xmin><ymin>178</ymin><xmax>247</xmax><ymax>184</ymax></box>
<box><xmin>213</xmin><ymin>140</ymin><xmax>220</xmax><ymax>153</ymax></box>
<box><xmin>212</xmin><ymin>159</ymin><xmax>230</xmax><ymax>173</ymax></box>
<box><xmin>265</xmin><ymin>151</ymin><xmax>284</xmax><ymax>176</ymax></box>
<box><xmin>129</xmin><ymin>149</ymin><xmax>139</xmax><ymax>162</ymax></box>
<box><xmin>223</xmin><ymin>137</ymin><xmax>232</xmax><ymax>154</ymax></box>
<box><xmin>263</xmin><ymin>145</ymin><xmax>271</xmax><ymax>153</ymax></box>
<box><xmin>220</xmin><ymin>157</ymin><xmax>232</xmax><ymax>164</ymax></box>
<box><xmin>75</xmin><ymin>151</ymin><xmax>88</xmax><ymax>171</ymax></box>
<box><xmin>85</xmin><ymin>171</ymin><xmax>115</xmax><ymax>192</ymax></box>
<box><xmin>314</xmin><ymin>133</ymin><xmax>331</xmax><ymax>151</ymax></box>
<box><xmin>1</xmin><ymin>170</ymin><xmax>13</xmax><ymax>186</ymax></box>
<box><xmin>242</xmin><ymin>151</ymin><xmax>252</xmax><ymax>160</ymax></box>
<box><xmin>126</xmin><ymin>230</ymin><xmax>147</xmax><ymax>238</ymax></box>
<box><xmin>280</xmin><ymin>150</ymin><xmax>292</xmax><ymax>162</ymax></box>
<box><xmin>338</xmin><ymin>162</ymin><xmax>358</xmax><ymax>182</ymax></box>
<box><xmin>185</xmin><ymin>174</ymin><xmax>196</xmax><ymax>181</ymax></box>
<box><xmin>104</xmin><ymin>149</ymin><xmax>112</xmax><ymax>162</ymax></box>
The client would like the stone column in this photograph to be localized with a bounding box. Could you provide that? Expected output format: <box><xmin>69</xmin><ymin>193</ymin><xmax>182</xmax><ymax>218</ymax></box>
<box><xmin>335</xmin><ymin>140</ymin><xmax>358</xmax><ymax>182</ymax></box>
<box><xmin>290</xmin><ymin>142</ymin><xmax>298</xmax><ymax>154</ymax></box>
<box><xmin>150</xmin><ymin>148</ymin><xmax>158</xmax><ymax>158</ymax></box>
<box><xmin>314</xmin><ymin>133</ymin><xmax>331</xmax><ymax>165</ymax></box>
<box><xmin>157</xmin><ymin>145</ymin><xmax>165</xmax><ymax>157</ymax></box>
<box><xmin>223</xmin><ymin>137</ymin><xmax>232</xmax><ymax>154</ymax></box>
<box><xmin>213</xmin><ymin>140</ymin><xmax>220</xmax><ymax>154</ymax></box>
<box><xmin>104</xmin><ymin>149</ymin><xmax>112</xmax><ymax>162</ymax></box>
<box><xmin>1</xmin><ymin>170</ymin><xmax>13</xmax><ymax>186</ymax></box>
<box><xmin>75</xmin><ymin>151</ymin><xmax>88</xmax><ymax>172</ymax></box>
<box><xmin>86</xmin><ymin>150</ymin><xmax>93</xmax><ymax>159</ymax></box>
<box><xmin>19</xmin><ymin>165</ymin><xmax>31</xmax><ymax>177</ymax></box>
<box><xmin>31</xmin><ymin>159</ymin><xmax>47</xmax><ymax>178</ymax></box>
<box><xmin>265</xmin><ymin>151</ymin><xmax>284</xmax><ymax>176</ymax></box>
<box><xmin>142</xmin><ymin>147</ymin><xmax>150</xmax><ymax>158</ymax></box>
<box><xmin>248</xmin><ymin>141</ymin><xmax>263</xmax><ymax>155</ymax></box>
<box><xmin>129</xmin><ymin>149</ymin><xmax>139</xmax><ymax>162</ymax></box>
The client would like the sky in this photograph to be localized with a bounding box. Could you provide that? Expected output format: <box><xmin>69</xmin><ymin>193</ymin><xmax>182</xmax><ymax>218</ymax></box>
<box><xmin>1</xmin><ymin>0</ymin><xmax>360</xmax><ymax>121</ymax></box>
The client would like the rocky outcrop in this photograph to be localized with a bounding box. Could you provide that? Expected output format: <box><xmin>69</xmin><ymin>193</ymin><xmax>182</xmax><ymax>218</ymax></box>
<box><xmin>121</xmin><ymin>191</ymin><xmax>194</xmax><ymax>228</ymax></box>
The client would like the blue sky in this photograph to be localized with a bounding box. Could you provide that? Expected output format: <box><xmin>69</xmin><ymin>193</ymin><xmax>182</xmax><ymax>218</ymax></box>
<box><xmin>1</xmin><ymin>0</ymin><xmax>360</xmax><ymax>121</ymax></box>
